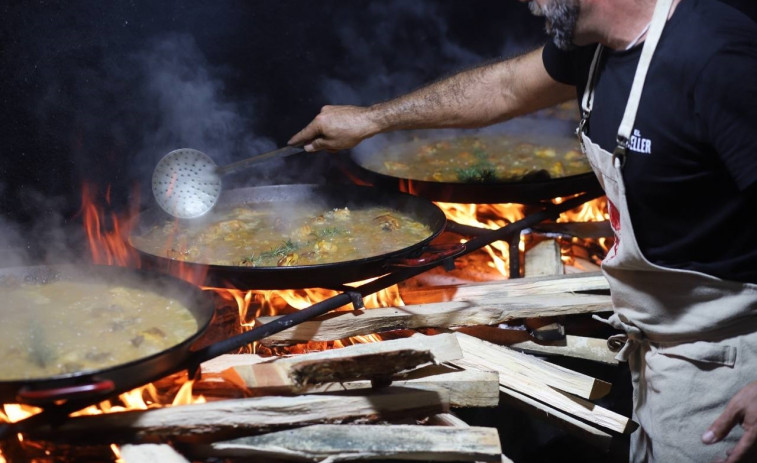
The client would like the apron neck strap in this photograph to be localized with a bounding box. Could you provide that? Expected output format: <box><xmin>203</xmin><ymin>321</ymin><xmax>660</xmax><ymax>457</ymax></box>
<box><xmin>578</xmin><ymin>0</ymin><xmax>676</xmax><ymax>165</ymax></box>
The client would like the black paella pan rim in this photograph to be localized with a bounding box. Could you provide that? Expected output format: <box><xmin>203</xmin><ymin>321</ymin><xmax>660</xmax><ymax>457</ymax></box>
<box><xmin>130</xmin><ymin>184</ymin><xmax>449</xmax><ymax>290</ymax></box>
<box><xmin>343</xmin><ymin>127</ymin><xmax>602</xmax><ymax>203</ymax></box>
<box><xmin>0</xmin><ymin>264</ymin><xmax>215</xmax><ymax>405</ymax></box>
<box><xmin>346</xmin><ymin>157</ymin><xmax>601</xmax><ymax>204</ymax></box>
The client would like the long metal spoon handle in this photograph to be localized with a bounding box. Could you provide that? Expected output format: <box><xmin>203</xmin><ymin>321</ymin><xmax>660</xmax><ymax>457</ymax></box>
<box><xmin>216</xmin><ymin>145</ymin><xmax>305</xmax><ymax>175</ymax></box>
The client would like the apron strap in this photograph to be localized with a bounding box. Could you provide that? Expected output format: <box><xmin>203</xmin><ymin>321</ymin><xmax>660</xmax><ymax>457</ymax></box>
<box><xmin>578</xmin><ymin>46</ymin><xmax>605</xmax><ymax>139</ymax></box>
<box><xmin>577</xmin><ymin>0</ymin><xmax>676</xmax><ymax>167</ymax></box>
<box><xmin>614</xmin><ymin>0</ymin><xmax>675</xmax><ymax>166</ymax></box>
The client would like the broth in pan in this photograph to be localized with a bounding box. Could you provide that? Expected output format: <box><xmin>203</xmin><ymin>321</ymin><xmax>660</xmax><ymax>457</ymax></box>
<box><xmin>364</xmin><ymin>134</ymin><xmax>591</xmax><ymax>183</ymax></box>
<box><xmin>131</xmin><ymin>205</ymin><xmax>434</xmax><ymax>267</ymax></box>
<box><xmin>0</xmin><ymin>281</ymin><xmax>198</xmax><ymax>380</ymax></box>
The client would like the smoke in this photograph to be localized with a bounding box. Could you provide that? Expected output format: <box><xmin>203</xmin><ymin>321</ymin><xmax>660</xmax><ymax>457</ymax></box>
<box><xmin>318</xmin><ymin>0</ymin><xmax>543</xmax><ymax>106</ymax></box>
<box><xmin>131</xmin><ymin>33</ymin><xmax>277</xmax><ymax>187</ymax></box>
<box><xmin>0</xmin><ymin>1</ymin><xmax>548</xmax><ymax>266</ymax></box>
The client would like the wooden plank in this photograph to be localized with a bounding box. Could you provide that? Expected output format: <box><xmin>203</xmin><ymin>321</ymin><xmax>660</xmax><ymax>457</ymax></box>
<box><xmin>200</xmin><ymin>354</ymin><xmax>268</xmax><ymax>375</ymax></box>
<box><xmin>453</xmin><ymin>332</ymin><xmax>611</xmax><ymax>400</ymax></box>
<box><xmin>458</xmin><ymin>326</ymin><xmax>618</xmax><ymax>365</ymax></box>
<box><xmin>400</xmin><ymin>272</ymin><xmax>608</xmax><ymax>305</ymax></box>
<box><xmin>498</xmin><ymin>387</ymin><xmax>612</xmax><ymax>450</ymax></box>
<box><xmin>524</xmin><ymin>239</ymin><xmax>564</xmax><ymax>278</ymax></box>
<box><xmin>509</xmin><ymin>336</ymin><xmax>618</xmax><ymax>365</ymax></box>
<box><xmin>257</xmin><ymin>293</ymin><xmax>612</xmax><ymax>344</ymax></box>
<box><xmin>301</xmin><ymin>365</ymin><xmax>500</xmax><ymax>408</ymax></box>
<box><xmin>229</xmin><ymin>333</ymin><xmax>461</xmax><ymax>392</ymax></box>
<box><xmin>425</xmin><ymin>413</ymin><xmax>517</xmax><ymax>463</ymax></box>
<box><xmin>231</xmin><ymin>349</ymin><xmax>435</xmax><ymax>393</ymax></box>
<box><xmin>190</xmin><ymin>424</ymin><xmax>503</xmax><ymax>462</ymax></box>
<box><xmin>23</xmin><ymin>387</ymin><xmax>449</xmax><ymax>445</ymax></box>
<box><xmin>454</xmin><ymin>354</ymin><xmax>631</xmax><ymax>434</ymax></box>
<box><xmin>119</xmin><ymin>444</ymin><xmax>190</xmax><ymax>463</ymax></box>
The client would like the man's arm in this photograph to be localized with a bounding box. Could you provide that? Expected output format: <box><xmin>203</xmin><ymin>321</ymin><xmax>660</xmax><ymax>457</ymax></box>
<box><xmin>288</xmin><ymin>46</ymin><xmax>575</xmax><ymax>152</ymax></box>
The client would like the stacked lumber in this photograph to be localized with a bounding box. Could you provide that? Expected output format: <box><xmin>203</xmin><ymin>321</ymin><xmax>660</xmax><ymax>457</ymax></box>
<box><xmin>6</xmin><ymin>273</ymin><xmax>626</xmax><ymax>462</ymax></box>
<box><xmin>15</xmin><ymin>333</ymin><xmax>507</xmax><ymax>463</ymax></box>
<box><xmin>451</xmin><ymin>331</ymin><xmax>633</xmax><ymax>450</ymax></box>
<box><xmin>250</xmin><ymin>273</ymin><xmax>628</xmax><ymax>450</ymax></box>
<box><xmin>256</xmin><ymin>273</ymin><xmax>612</xmax><ymax>345</ymax></box>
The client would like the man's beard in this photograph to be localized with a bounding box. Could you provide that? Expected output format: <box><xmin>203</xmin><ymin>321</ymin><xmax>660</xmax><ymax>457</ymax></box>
<box><xmin>529</xmin><ymin>0</ymin><xmax>580</xmax><ymax>50</ymax></box>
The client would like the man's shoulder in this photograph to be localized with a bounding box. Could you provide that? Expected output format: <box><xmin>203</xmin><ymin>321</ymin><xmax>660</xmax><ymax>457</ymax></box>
<box><xmin>658</xmin><ymin>0</ymin><xmax>756</xmax><ymax>78</ymax></box>
<box><xmin>541</xmin><ymin>42</ymin><xmax>596</xmax><ymax>87</ymax></box>
<box><xmin>672</xmin><ymin>0</ymin><xmax>756</xmax><ymax>47</ymax></box>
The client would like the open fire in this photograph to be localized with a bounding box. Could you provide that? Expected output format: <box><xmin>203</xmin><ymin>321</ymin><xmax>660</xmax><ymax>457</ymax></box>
<box><xmin>0</xmin><ymin>182</ymin><xmax>610</xmax><ymax>462</ymax></box>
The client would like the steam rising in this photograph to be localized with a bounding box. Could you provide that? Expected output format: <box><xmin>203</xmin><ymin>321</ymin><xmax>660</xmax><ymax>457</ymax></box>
<box><xmin>1</xmin><ymin>1</ymin><xmax>545</xmax><ymax>267</ymax></box>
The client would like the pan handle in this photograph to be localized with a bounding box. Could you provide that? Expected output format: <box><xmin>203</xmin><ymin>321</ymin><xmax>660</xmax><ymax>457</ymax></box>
<box><xmin>386</xmin><ymin>243</ymin><xmax>465</xmax><ymax>268</ymax></box>
<box><xmin>16</xmin><ymin>379</ymin><xmax>116</xmax><ymax>405</ymax></box>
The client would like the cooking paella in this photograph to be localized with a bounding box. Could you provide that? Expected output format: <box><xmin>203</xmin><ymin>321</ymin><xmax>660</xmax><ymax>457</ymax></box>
<box><xmin>130</xmin><ymin>204</ymin><xmax>434</xmax><ymax>268</ymax></box>
<box><xmin>0</xmin><ymin>280</ymin><xmax>198</xmax><ymax>380</ymax></box>
<box><xmin>363</xmin><ymin>133</ymin><xmax>591</xmax><ymax>183</ymax></box>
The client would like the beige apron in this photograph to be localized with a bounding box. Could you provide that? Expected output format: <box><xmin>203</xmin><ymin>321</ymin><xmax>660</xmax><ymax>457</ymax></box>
<box><xmin>577</xmin><ymin>0</ymin><xmax>757</xmax><ymax>460</ymax></box>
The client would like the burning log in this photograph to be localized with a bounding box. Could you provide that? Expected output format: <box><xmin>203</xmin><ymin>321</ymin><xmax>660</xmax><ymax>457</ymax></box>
<box><xmin>255</xmin><ymin>273</ymin><xmax>611</xmax><ymax>345</ymax></box>
<box><xmin>450</xmin><ymin>332</ymin><xmax>632</xmax><ymax>435</ymax></box>
<box><xmin>188</xmin><ymin>424</ymin><xmax>503</xmax><ymax>462</ymax></box>
<box><xmin>257</xmin><ymin>293</ymin><xmax>611</xmax><ymax>344</ymax></box>
<box><xmin>20</xmin><ymin>387</ymin><xmax>449</xmax><ymax>445</ymax></box>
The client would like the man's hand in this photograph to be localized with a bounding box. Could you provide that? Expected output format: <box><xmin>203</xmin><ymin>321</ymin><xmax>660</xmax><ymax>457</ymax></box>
<box><xmin>702</xmin><ymin>380</ymin><xmax>757</xmax><ymax>463</ymax></box>
<box><xmin>288</xmin><ymin>105</ymin><xmax>381</xmax><ymax>153</ymax></box>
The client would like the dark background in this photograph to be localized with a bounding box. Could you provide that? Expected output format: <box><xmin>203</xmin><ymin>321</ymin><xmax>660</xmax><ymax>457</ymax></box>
<box><xmin>0</xmin><ymin>0</ymin><xmax>546</xmax><ymax>265</ymax></box>
<box><xmin>0</xmin><ymin>3</ymin><xmax>634</xmax><ymax>462</ymax></box>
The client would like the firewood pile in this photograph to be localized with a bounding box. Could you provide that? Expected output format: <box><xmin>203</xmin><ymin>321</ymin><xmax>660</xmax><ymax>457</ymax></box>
<box><xmin>1</xmin><ymin>272</ymin><xmax>633</xmax><ymax>463</ymax></box>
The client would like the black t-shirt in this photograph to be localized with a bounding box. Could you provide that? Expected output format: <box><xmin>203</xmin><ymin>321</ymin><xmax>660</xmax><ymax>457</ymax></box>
<box><xmin>542</xmin><ymin>0</ymin><xmax>757</xmax><ymax>283</ymax></box>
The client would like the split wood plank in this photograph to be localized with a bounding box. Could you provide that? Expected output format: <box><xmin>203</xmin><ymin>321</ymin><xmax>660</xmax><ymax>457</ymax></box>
<box><xmin>524</xmin><ymin>239</ymin><xmax>564</xmax><ymax>278</ymax></box>
<box><xmin>258</xmin><ymin>365</ymin><xmax>500</xmax><ymax>408</ymax></box>
<box><xmin>400</xmin><ymin>272</ymin><xmax>609</xmax><ymax>305</ymax></box>
<box><xmin>23</xmin><ymin>387</ymin><xmax>449</xmax><ymax>445</ymax></box>
<box><xmin>509</xmin><ymin>336</ymin><xmax>618</xmax><ymax>365</ymax></box>
<box><xmin>228</xmin><ymin>333</ymin><xmax>462</xmax><ymax>393</ymax></box>
<box><xmin>257</xmin><ymin>293</ymin><xmax>612</xmax><ymax>344</ymax></box>
<box><xmin>120</xmin><ymin>444</ymin><xmax>190</xmax><ymax>463</ymax></box>
<box><xmin>189</xmin><ymin>424</ymin><xmax>503</xmax><ymax>462</ymax></box>
<box><xmin>455</xmin><ymin>356</ymin><xmax>631</xmax><ymax>434</ymax></box>
<box><xmin>200</xmin><ymin>353</ymin><xmax>269</xmax><ymax>375</ymax></box>
<box><xmin>452</xmin><ymin>332</ymin><xmax>611</xmax><ymax>401</ymax></box>
<box><xmin>200</xmin><ymin>355</ymin><xmax>497</xmax><ymax>407</ymax></box>
<box><xmin>458</xmin><ymin>326</ymin><xmax>618</xmax><ymax>365</ymax></box>
<box><xmin>427</xmin><ymin>413</ymin><xmax>516</xmax><ymax>463</ymax></box>
<box><xmin>498</xmin><ymin>387</ymin><xmax>612</xmax><ymax>451</ymax></box>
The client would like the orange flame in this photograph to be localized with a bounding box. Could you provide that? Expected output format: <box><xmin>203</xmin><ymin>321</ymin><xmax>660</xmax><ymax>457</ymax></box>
<box><xmin>81</xmin><ymin>183</ymin><xmax>141</xmax><ymax>267</ymax></box>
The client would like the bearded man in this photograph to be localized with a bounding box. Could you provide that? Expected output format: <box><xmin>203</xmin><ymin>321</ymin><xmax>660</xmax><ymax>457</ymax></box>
<box><xmin>289</xmin><ymin>1</ymin><xmax>757</xmax><ymax>461</ymax></box>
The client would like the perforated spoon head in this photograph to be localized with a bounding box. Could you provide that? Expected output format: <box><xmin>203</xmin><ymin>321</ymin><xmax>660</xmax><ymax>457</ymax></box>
<box><xmin>151</xmin><ymin>148</ymin><xmax>221</xmax><ymax>219</ymax></box>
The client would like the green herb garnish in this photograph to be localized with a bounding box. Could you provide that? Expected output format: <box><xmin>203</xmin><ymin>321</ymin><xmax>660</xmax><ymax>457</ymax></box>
<box><xmin>311</xmin><ymin>227</ymin><xmax>342</xmax><ymax>239</ymax></box>
<box><xmin>455</xmin><ymin>165</ymin><xmax>497</xmax><ymax>183</ymax></box>
<box><xmin>257</xmin><ymin>240</ymin><xmax>299</xmax><ymax>260</ymax></box>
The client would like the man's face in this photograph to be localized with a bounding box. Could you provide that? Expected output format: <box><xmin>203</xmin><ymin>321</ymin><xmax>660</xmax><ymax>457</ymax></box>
<box><xmin>528</xmin><ymin>0</ymin><xmax>580</xmax><ymax>50</ymax></box>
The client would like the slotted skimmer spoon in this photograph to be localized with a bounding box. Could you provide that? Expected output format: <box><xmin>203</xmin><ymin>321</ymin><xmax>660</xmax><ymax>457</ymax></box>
<box><xmin>152</xmin><ymin>145</ymin><xmax>304</xmax><ymax>219</ymax></box>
